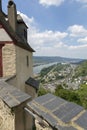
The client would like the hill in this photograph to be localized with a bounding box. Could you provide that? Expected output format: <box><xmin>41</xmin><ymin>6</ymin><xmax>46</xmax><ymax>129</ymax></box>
<box><xmin>73</xmin><ymin>60</ymin><xmax>87</xmax><ymax>78</ymax></box>
<box><xmin>33</xmin><ymin>56</ymin><xmax>84</xmax><ymax>65</ymax></box>
<box><xmin>36</xmin><ymin>59</ymin><xmax>87</xmax><ymax>92</ymax></box>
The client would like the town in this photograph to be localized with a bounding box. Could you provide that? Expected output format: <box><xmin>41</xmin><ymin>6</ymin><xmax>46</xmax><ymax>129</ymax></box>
<box><xmin>36</xmin><ymin>61</ymin><xmax>87</xmax><ymax>92</ymax></box>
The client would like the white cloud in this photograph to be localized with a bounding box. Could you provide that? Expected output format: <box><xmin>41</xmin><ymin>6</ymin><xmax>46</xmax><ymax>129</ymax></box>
<box><xmin>54</xmin><ymin>42</ymin><xmax>65</xmax><ymax>48</ymax></box>
<box><xmin>69</xmin><ymin>44</ymin><xmax>87</xmax><ymax>49</ymax></box>
<box><xmin>38</xmin><ymin>0</ymin><xmax>65</xmax><ymax>7</ymax></box>
<box><xmin>18</xmin><ymin>12</ymin><xmax>38</xmax><ymax>34</ymax></box>
<box><xmin>20</xmin><ymin>12</ymin><xmax>87</xmax><ymax>59</ymax></box>
<box><xmin>18</xmin><ymin>12</ymin><xmax>34</xmax><ymax>25</ymax></box>
<box><xmin>35</xmin><ymin>44</ymin><xmax>87</xmax><ymax>58</ymax></box>
<box><xmin>77</xmin><ymin>37</ymin><xmax>87</xmax><ymax>43</ymax></box>
<box><xmin>67</xmin><ymin>25</ymin><xmax>87</xmax><ymax>37</ymax></box>
<box><xmin>29</xmin><ymin>30</ymin><xmax>67</xmax><ymax>45</ymax></box>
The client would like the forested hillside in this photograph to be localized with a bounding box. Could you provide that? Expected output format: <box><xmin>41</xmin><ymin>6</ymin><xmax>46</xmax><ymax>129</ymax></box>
<box><xmin>73</xmin><ymin>60</ymin><xmax>87</xmax><ymax>78</ymax></box>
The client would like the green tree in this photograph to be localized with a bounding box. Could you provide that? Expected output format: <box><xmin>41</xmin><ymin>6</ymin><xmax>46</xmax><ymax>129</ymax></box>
<box><xmin>54</xmin><ymin>84</ymin><xmax>81</xmax><ymax>105</ymax></box>
<box><xmin>38</xmin><ymin>87</ymin><xmax>50</xmax><ymax>96</ymax></box>
<box><xmin>77</xmin><ymin>84</ymin><xmax>87</xmax><ymax>109</ymax></box>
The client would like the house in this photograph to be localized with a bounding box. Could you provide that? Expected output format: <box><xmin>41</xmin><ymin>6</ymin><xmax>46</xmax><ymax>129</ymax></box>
<box><xmin>0</xmin><ymin>0</ymin><xmax>39</xmax><ymax>95</ymax></box>
<box><xmin>0</xmin><ymin>1</ymin><xmax>39</xmax><ymax>130</ymax></box>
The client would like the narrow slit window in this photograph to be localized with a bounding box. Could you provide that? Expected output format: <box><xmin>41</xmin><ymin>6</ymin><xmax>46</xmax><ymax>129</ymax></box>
<box><xmin>26</xmin><ymin>56</ymin><xmax>29</xmax><ymax>67</ymax></box>
<box><xmin>24</xmin><ymin>29</ymin><xmax>27</xmax><ymax>40</ymax></box>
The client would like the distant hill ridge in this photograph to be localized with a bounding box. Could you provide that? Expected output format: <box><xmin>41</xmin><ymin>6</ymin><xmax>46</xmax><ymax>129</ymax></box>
<box><xmin>33</xmin><ymin>56</ymin><xmax>85</xmax><ymax>64</ymax></box>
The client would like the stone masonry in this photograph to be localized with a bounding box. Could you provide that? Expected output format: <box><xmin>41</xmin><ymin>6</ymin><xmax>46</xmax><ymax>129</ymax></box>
<box><xmin>2</xmin><ymin>44</ymin><xmax>16</xmax><ymax>77</ymax></box>
<box><xmin>0</xmin><ymin>98</ymin><xmax>15</xmax><ymax>130</ymax></box>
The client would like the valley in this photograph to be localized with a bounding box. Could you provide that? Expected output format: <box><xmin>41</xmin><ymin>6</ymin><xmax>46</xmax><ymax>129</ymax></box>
<box><xmin>33</xmin><ymin>57</ymin><xmax>87</xmax><ymax>109</ymax></box>
<box><xmin>33</xmin><ymin>56</ymin><xmax>87</xmax><ymax>92</ymax></box>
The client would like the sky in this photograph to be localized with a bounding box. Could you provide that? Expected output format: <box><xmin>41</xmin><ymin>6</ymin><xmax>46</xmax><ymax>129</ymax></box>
<box><xmin>2</xmin><ymin>0</ymin><xmax>87</xmax><ymax>59</ymax></box>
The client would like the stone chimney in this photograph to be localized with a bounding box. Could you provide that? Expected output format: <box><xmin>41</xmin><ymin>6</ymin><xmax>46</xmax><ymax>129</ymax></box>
<box><xmin>8</xmin><ymin>0</ymin><xmax>17</xmax><ymax>32</ymax></box>
<box><xmin>0</xmin><ymin>0</ymin><xmax>2</xmax><ymax>11</ymax></box>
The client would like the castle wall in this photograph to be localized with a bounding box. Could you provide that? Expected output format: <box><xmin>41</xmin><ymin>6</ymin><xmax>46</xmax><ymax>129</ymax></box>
<box><xmin>0</xmin><ymin>98</ymin><xmax>15</xmax><ymax>130</ymax></box>
<box><xmin>2</xmin><ymin>44</ymin><xmax>16</xmax><ymax>77</ymax></box>
<box><xmin>0</xmin><ymin>45</ymin><xmax>3</xmax><ymax>77</ymax></box>
<box><xmin>15</xmin><ymin>103</ymin><xmax>28</xmax><ymax>130</ymax></box>
<box><xmin>25</xmin><ymin>84</ymin><xmax>37</xmax><ymax>99</ymax></box>
<box><xmin>6</xmin><ymin>75</ymin><xmax>17</xmax><ymax>87</ymax></box>
<box><xmin>24</xmin><ymin>108</ymin><xmax>35</xmax><ymax>130</ymax></box>
<box><xmin>15</xmin><ymin>45</ymin><xmax>33</xmax><ymax>91</ymax></box>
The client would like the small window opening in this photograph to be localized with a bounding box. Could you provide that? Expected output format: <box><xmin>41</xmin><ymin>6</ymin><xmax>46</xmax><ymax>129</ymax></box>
<box><xmin>24</xmin><ymin>29</ymin><xmax>27</xmax><ymax>40</ymax></box>
<box><xmin>26</xmin><ymin>56</ymin><xmax>29</xmax><ymax>67</ymax></box>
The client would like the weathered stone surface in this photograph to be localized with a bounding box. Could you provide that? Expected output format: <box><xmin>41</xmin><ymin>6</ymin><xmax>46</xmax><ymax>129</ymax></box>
<box><xmin>0</xmin><ymin>98</ymin><xmax>15</xmax><ymax>130</ymax></box>
<box><xmin>16</xmin><ymin>45</ymin><xmax>33</xmax><ymax>91</ymax></box>
<box><xmin>25</xmin><ymin>84</ymin><xmax>37</xmax><ymax>99</ymax></box>
<box><xmin>35</xmin><ymin>119</ymin><xmax>52</xmax><ymax>130</ymax></box>
<box><xmin>2</xmin><ymin>44</ymin><xmax>16</xmax><ymax>77</ymax></box>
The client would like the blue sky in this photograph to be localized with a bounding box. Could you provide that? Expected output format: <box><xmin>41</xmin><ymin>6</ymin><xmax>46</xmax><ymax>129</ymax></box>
<box><xmin>2</xmin><ymin>0</ymin><xmax>87</xmax><ymax>59</ymax></box>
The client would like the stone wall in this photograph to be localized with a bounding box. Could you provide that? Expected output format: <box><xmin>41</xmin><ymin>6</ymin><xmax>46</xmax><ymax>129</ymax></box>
<box><xmin>16</xmin><ymin>45</ymin><xmax>33</xmax><ymax>91</ymax></box>
<box><xmin>0</xmin><ymin>99</ymin><xmax>15</xmax><ymax>130</ymax></box>
<box><xmin>2</xmin><ymin>44</ymin><xmax>16</xmax><ymax>77</ymax></box>
<box><xmin>35</xmin><ymin>119</ymin><xmax>52</xmax><ymax>130</ymax></box>
<box><xmin>2</xmin><ymin>43</ymin><xmax>33</xmax><ymax>93</ymax></box>
<box><xmin>24</xmin><ymin>108</ymin><xmax>34</xmax><ymax>130</ymax></box>
<box><xmin>25</xmin><ymin>84</ymin><xmax>37</xmax><ymax>99</ymax></box>
<box><xmin>6</xmin><ymin>75</ymin><xmax>17</xmax><ymax>87</ymax></box>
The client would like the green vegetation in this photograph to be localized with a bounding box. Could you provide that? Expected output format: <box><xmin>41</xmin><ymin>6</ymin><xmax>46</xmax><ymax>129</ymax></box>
<box><xmin>54</xmin><ymin>84</ymin><xmax>82</xmax><ymax>106</ymax></box>
<box><xmin>39</xmin><ymin>63</ymin><xmax>71</xmax><ymax>83</ymax></box>
<box><xmin>38</xmin><ymin>84</ymin><xmax>87</xmax><ymax>109</ymax></box>
<box><xmin>33</xmin><ymin>126</ymin><xmax>36</xmax><ymax>130</ymax></box>
<box><xmin>54</xmin><ymin>84</ymin><xmax>87</xmax><ymax>109</ymax></box>
<box><xmin>38</xmin><ymin>87</ymin><xmax>50</xmax><ymax>96</ymax></box>
<box><xmin>77</xmin><ymin>84</ymin><xmax>87</xmax><ymax>109</ymax></box>
<box><xmin>40</xmin><ymin>65</ymin><xmax>55</xmax><ymax>77</ymax></box>
<box><xmin>74</xmin><ymin>60</ymin><xmax>87</xmax><ymax>78</ymax></box>
<box><xmin>53</xmin><ymin>63</ymin><xmax>70</xmax><ymax>72</ymax></box>
<box><xmin>40</xmin><ymin>63</ymin><xmax>70</xmax><ymax>77</ymax></box>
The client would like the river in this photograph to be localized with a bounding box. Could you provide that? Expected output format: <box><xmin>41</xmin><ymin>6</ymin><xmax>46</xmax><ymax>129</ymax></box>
<box><xmin>33</xmin><ymin>62</ymin><xmax>58</xmax><ymax>74</ymax></box>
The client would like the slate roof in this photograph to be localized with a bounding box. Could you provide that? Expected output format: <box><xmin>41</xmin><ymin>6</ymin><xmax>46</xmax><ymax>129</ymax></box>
<box><xmin>27</xmin><ymin>93</ymin><xmax>87</xmax><ymax>130</ymax></box>
<box><xmin>17</xmin><ymin>14</ymin><xmax>28</xmax><ymax>28</ymax></box>
<box><xmin>0</xmin><ymin>10</ymin><xmax>34</xmax><ymax>52</ymax></box>
<box><xmin>0</xmin><ymin>81</ymin><xmax>31</xmax><ymax>108</ymax></box>
<box><xmin>25</xmin><ymin>77</ymin><xmax>39</xmax><ymax>90</ymax></box>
